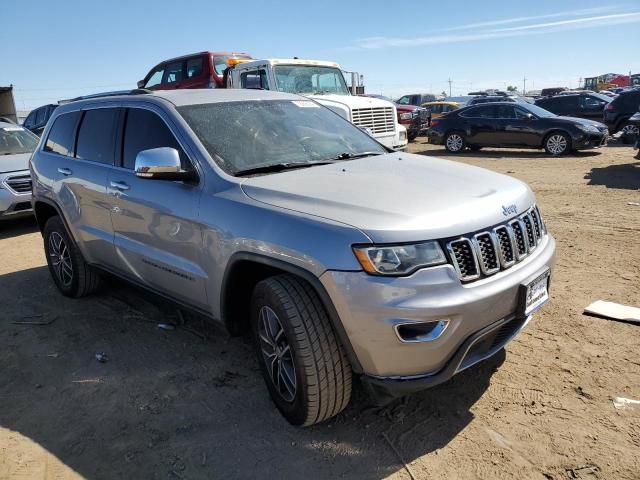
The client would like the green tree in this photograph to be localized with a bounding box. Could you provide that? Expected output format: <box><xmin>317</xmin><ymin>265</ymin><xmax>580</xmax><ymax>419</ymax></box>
<box><xmin>506</xmin><ymin>85</ymin><xmax>518</xmax><ymax>93</ymax></box>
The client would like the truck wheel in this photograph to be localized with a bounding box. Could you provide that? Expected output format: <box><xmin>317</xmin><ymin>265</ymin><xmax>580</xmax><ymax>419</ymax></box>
<box><xmin>43</xmin><ymin>216</ymin><xmax>101</xmax><ymax>297</ymax></box>
<box><xmin>444</xmin><ymin>131</ymin><xmax>466</xmax><ymax>152</ymax></box>
<box><xmin>544</xmin><ymin>132</ymin><xmax>571</xmax><ymax>155</ymax></box>
<box><xmin>251</xmin><ymin>274</ymin><xmax>352</xmax><ymax>426</ymax></box>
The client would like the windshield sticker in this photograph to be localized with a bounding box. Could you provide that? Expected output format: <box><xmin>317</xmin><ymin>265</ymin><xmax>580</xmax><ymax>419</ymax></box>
<box><xmin>1</xmin><ymin>127</ymin><xmax>24</xmax><ymax>131</ymax></box>
<box><xmin>292</xmin><ymin>101</ymin><xmax>320</xmax><ymax>108</ymax></box>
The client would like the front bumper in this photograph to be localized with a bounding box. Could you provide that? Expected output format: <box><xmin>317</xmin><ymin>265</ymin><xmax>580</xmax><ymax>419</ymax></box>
<box><xmin>0</xmin><ymin>172</ymin><xmax>33</xmax><ymax>220</ymax></box>
<box><xmin>426</xmin><ymin>128</ymin><xmax>446</xmax><ymax>145</ymax></box>
<box><xmin>320</xmin><ymin>234</ymin><xmax>556</xmax><ymax>391</ymax></box>
<box><xmin>374</xmin><ymin>129</ymin><xmax>408</xmax><ymax>151</ymax></box>
<box><xmin>573</xmin><ymin>130</ymin><xmax>608</xmax><ymax>150</ymax></box>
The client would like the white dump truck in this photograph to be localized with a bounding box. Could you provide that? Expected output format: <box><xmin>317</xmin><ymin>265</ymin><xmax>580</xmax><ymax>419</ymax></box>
<box><xmin>0</xmin><ymin>86</ymin><xmax>18</xmax><ymax>124</ymax></box>
<box><xmin>225</xmin><ymin>58</ymin><xmax>407</xmax><ymax>150</ymax></box>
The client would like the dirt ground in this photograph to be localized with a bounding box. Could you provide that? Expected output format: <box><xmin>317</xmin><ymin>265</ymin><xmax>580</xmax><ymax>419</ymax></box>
<box><xmin>1</xmin><ymin>140</ymin><xmax>639</xmax><ymax>480</ymax></box>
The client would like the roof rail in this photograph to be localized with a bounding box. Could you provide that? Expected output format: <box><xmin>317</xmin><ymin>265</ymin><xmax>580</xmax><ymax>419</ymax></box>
<box><xmin>59</xmin><ymin>89</ymin><xmax>152</xmax><ymax>104</ymax></box>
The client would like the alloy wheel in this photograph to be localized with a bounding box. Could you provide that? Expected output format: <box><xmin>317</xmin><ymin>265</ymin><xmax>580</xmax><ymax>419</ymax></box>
<box><xmin>446</xmin><ymin>134</ymin><xmax>464</xmax><ymax>152</ymax></box>
<box><xmin>621</xmin><ymin>124</ymin><xmax>639</xmax><ymax>136</ymax></box>
<box><xmin>258</xmin><ymin>306</ymin><xmax>297</xmax><ymax>402</ymax></box>
<box><xmin>48</xmin><ymin>231</ymin><xmax>73</xmax><ymax>287</ymax></box>
<box><xmin>546</xmin><ymin>134</ymin><xmax>567</xmax><ymax>155</ymax></box>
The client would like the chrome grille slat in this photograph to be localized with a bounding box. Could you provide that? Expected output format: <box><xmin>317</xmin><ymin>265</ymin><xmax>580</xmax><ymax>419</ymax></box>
<box><xmin>522</xmin><ymin>214</ymin><xmax>537</xmax><ymax>251</ymax></box>
<box><xmin>473</xmin><ymin>232</ymin><xmax>500</xmax><ymax>275</ymax></box>
<box><xmin>447</xmin><ymin>238</ymin><xmax>480</xmax><ymax>281</ymax></box>
<box><xmin>446</xmin><ymin>206</ymin><xmax>547</xmax><ymax>282</ymax></box>
<box><xmin>351</xmin><ymin>107</ymin><xmax>396</xmax><ymax>134</ymax></box>
<box><xmin>493</xmin><ymin>225</ymin><xmax>516</xmax><ymax>268</ymax></box>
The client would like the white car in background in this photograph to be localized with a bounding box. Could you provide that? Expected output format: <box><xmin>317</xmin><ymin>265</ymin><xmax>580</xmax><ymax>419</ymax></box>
<box><xmin>0</xmin><ymin>121</ymin><xmax>38</xmax><ymax>220</ymax></box>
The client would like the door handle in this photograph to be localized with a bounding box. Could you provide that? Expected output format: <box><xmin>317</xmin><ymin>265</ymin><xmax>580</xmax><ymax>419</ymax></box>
<box><xmin>109</xmin><ymin>180</ymin><xmax>130</xmax><ymax>191</ymax></box>
<box><xmin>57</xmin><ymin>167</ymin><xmax>72</xmax><ymax>176</ymax></box>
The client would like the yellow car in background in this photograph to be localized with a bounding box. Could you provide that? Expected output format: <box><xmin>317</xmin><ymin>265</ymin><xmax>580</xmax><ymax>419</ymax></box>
<box><xmin>422</xmin><ymin>101</ymin><xmax>461</xmax><ymax>120</ymax></box>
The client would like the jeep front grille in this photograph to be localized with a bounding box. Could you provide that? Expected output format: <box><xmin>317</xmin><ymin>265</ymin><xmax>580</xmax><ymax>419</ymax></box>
<box><xmin>446</xmin><ymin>206</ymin><xmax>546</xmax><ymax>282</ymax></box>
<box><xmin>351</xmin><ymin>107</ymin><xmax>396</xmax><ymax>134</ymax></box>
<box><xmin>4</xmin><ymin>174</ymin><xmax>32</xmax><ymax>194</ymax></box>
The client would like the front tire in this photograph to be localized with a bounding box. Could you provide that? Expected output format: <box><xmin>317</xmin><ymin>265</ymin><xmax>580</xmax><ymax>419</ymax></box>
<box><xmin>620</xmin><ymin>122</ymin><xmax>639</xmax><ymax>144</ymax></box>
<box><xmin>251</xmin><ymin>274</ymin><xmax>352</xmax><ymax>426</ymax></box>
<box><xmin>444</xmin><ymin>131</ymin><xmax>466</xmax><ymax>153</ymax></box>
<box><xmin>544</xmin><ymin>132</ymin><xmax>571</xmax><ymax>155</ymax></box>
<box><xmin>43</xmin><ymin>216</ymin><xmax>101</xmax><ymax>297</ymax></box>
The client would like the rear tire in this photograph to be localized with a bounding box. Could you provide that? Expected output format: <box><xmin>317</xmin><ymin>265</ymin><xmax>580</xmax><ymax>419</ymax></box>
<box><xmin>43</xmin><ymin>216</ymin><xmax>101</xmax><ymax>297</ymax></box>
<box><xmin>251</xmin><ymin>274</ymin><xmax>352</xmax><ymax>426</ymax></box>
<box><xmin>544</xmin><ymin>132</ymin><xmax>571</xmax><ymax>155</ymax></box>
<box><xmin>444</xmin><ymin>131</ymin><xmax>466</xmax><ymax>153</ymax></box>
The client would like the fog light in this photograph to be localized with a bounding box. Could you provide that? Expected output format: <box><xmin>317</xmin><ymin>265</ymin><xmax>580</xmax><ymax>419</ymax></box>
<box><xmin>394</xmin><ymin>319</ymin><xmax>449</xmax><ymax>343</ymax></box>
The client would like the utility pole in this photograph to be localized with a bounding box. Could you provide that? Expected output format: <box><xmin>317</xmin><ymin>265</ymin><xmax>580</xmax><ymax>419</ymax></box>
<box><xmin>522</xmin><ymin>76</ymin><xmax>527</xmax><ymax>95</ymax></box>
<box><xmin>448</xmin><ymin>78</ymin><xmax>452</xmax><ymax>97</ymax></box>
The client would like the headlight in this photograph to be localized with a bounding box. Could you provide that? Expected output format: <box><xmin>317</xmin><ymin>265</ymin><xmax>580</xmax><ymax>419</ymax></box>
<box><xmin>399</xmin><ymin>112</ymin><xmax>413</xmax><ymax>120</ymax></box>
<box><xmin>575</xmin><ymin>123</ymin><xmax>599</xmax><ymax>133</ymax></box>
<box><xmin>353</xmin><ymin>241</ymin><xmax>447</xmax><ymax>276</ymax></box>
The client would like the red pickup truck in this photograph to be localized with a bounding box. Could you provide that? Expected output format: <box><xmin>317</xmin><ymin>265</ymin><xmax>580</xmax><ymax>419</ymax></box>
<box><xmin>137</xmin><ymin>51</ymin><xmax>252</xmax><ymax>90</ymax></box>
<box><xmin>360</xmin><ymin>94</ymin><xmax>430</xmax><ymax>141</ymax></box>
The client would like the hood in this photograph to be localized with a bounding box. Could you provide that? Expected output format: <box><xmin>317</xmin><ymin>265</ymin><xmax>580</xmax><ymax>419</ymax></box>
<box><xmin>395</xmin><ymin>104</ymin><xmax>420</xmax><ymax>112</ymax></box>
<box><xmin>308</xmin><ymin>93</ymin><xmax>396</xmax><ymax>111</ymax></box>
<box><xmin>241</xmin><ymin>152</ymin><xmax>536</xmax><ymax>243</ymax></box>
<box><xmin>558</xmin><ymin>116</ymin><xmax>607</xmax><ymax>128</ymax></box>
<box><xmin>0</xmin><ymin>152</ymin><xmax>31</xmax><ymax>174</ymax></box>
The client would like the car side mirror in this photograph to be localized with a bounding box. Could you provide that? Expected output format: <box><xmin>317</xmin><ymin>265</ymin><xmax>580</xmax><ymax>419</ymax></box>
<box><xmin>134</xmin><ymin>147</ymin><xmax>193</xmax><ymax>181</ymax></box>
<box><xmin>526</xmin><ymin>113</ymin><xmax>536</xmax><ymax>120</ymax></box>
<box><xmin>137</xmin><ymin>80</ymin><xmax>145</xmax><ymax>89</ymax></box>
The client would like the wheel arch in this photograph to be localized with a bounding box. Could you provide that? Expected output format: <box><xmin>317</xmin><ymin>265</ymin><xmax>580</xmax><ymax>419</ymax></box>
<box><xmin>33</xmin><ymin>198</ymin><xmax>67</xmax><ymax>235</ymax></box>
<box><xmin>220</xmin><ymin>252</ymin><xmax>363</xmax><ymax>373</ymax></box>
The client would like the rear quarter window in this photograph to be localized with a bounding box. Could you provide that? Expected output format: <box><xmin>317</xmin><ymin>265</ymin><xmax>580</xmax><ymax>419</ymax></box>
<box><xmin>44</xmin><ymin>111</ymin><xmax>81</xmax><ymax>156</ymax></box>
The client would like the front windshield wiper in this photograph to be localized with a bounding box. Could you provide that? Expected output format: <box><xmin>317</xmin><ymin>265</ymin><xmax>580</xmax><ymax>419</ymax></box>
<box><xmin>330</xmin><ymin>151</ymin><xmax>385</xmax><ymax>161</ymax></box>
<box><xmin>234</xmin><ymin>161</ymin><xmax>336</xmax><ymax>177</ymax></box>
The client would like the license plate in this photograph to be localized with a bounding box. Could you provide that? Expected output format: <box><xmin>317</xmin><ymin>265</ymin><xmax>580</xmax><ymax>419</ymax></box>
<box><xmin>521</xmin><ymin>270</ymin><xmax>550</xmax><ymax>316</ymax></box>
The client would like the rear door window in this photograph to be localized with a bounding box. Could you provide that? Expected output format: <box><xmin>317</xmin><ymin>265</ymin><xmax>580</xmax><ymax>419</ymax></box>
<box><xmin>44</xmin><ymin>111</ymin><xmax>81</xmax><ymax>156</ymax></box>
<box><xmin>186</xmin><ymin>57</ymin><xmax>204</xmax><ymax>78</ymax></box>
<box><xmin>494</xmin><ymin>105</ymin><xmax>516</xmax><ymax>119</ymax></box>
<box><xmin>163</xmin><ymin>61</ymin><xmax>184</xmax><ymax>85</ymax></box>
<box><xmin>76</xmin><ymin>108</ymin><xmax>119</xmax><ymax>165</ymax></box>
<box><xmin>461</xmin><ymin>105</ymin><xmax>494</xmax><ymax>118</ymax></box>
<box><xmin>122</xmin><ymin>108</ymin><xmax>191</xmax><ymax>171</ymax></box>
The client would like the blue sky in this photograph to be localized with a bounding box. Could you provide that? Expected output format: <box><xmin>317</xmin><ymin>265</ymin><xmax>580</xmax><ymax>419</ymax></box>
<box><xmin>2</xmin><ymin>0</ymin><xmax>639</xmax><ymax>110</ymax></box>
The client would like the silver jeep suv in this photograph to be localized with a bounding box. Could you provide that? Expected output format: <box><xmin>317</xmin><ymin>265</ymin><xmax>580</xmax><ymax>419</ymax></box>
<box><xmin>30</xmin><ymin>89</ymin><xmax>556</xmax><ymax>426</ymax></box>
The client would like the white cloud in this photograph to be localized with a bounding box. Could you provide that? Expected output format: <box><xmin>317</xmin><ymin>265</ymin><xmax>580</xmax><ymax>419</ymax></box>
<box><xmin>442</xmin><ymin>6</ymin><xmax>616</xmax><ymax>31</ymax></box>
<box><xmin>491</xmin><ymin>12</ymin><xmax>640</xmax><ymax>32</ymax></box>
<box><xmin>353</xmin><ymin>9</ymin><xmax>640</xmax><ymax>50</ymax></box>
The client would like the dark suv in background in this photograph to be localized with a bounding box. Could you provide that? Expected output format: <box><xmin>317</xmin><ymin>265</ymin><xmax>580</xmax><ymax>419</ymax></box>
<box><xmin>603</xmin><ymin>89</ymin><xmax>640</xmax><ymax>135</ymax></box>
<box><xmin>23</xmin><ymin>104</ymin><xmax>58</xmax><ymax>136</ymax></box>
<box><xmin>535</xmin><ymin>93</ymin><xmax>611</xmax><ymax>120</ymax></box>
<box><xmin>137</xmin><ymin>51</ymin><xmax>252</xmax><ymax>90</ymax></box>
